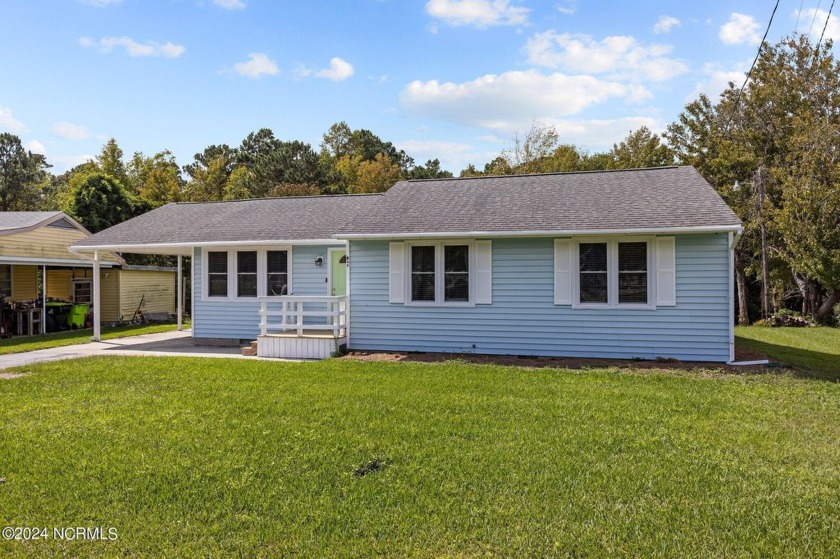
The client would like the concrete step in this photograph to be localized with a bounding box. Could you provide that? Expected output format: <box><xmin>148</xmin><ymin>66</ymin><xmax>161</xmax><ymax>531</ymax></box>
<box><xmin>240</xmin><ymin>340</ymin><xmax>258</xmax><ymax>357</ymax></box>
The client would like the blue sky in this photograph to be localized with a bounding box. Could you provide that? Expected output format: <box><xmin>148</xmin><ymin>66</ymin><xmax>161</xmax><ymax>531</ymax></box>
<box><xmin>2</xmin><ymin>0</ymin><xmax>837</xmax><ymax>174</ymax></box>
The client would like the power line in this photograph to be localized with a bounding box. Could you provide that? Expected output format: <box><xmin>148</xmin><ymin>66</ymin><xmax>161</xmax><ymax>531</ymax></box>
<box><xmin>724</xmin><ymin>0</ymin><xmax>781</xmax><ymax>129</ymax></box>
<box><xmin>795</xmin><ymin>0</ymin><xmax>805</xmax><ymax>31</ymax></box>
<box><xmin>816</xmin><ymin>0</ymin><xmax>837</xmax><ymax>49</ymax></box>
<box><xmin>808</xmin><ymin>0</ymin><xmax>823</xmax><ymax>37</ymax></box>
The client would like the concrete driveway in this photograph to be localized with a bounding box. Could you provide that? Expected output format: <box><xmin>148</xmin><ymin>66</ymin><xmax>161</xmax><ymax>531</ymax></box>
<box><xmin>0</xmin><ymin>330</ymin><xmax>252</xmax><ymax>371</ymax></box>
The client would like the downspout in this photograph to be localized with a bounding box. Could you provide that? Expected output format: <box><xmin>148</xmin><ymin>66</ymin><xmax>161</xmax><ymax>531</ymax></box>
<box><xmin>727</xmin><ymin>230</ymin><xmax>743</xmax><ymax>364</ymax></box>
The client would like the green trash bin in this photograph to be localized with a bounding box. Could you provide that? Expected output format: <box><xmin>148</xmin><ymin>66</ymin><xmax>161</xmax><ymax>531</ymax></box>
<box><xmin>68</xmin><ymin>304</ymin><xmax>89</xmax><ymax>329</ymax></box>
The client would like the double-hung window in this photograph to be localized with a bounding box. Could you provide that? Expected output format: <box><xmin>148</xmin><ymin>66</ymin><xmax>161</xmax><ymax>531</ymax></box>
<box><xmin>266</xmin><ymin>250</ymin><xmax>288</xmax><ymax>296</ymax></box>
<box><xmin>205</xmin><ymin>248</ymin><xmax>291</xmax><ymax>299</ymax></box>
<box><xmin>72</xmin><ymin>279</ymin><xmax>92</xmax><ymax>304</ymax></box>
<box><xmin>408</xmin><ymin>242</ymin><xmax>471</xmax><ymax>305</ymax></box>
<box><xmin>207</xmin><ymin>251</ymin><xmax>229</xmax><ymax>297</ymax></box>
<box><xmin>573</xmin><ymin>238</ymin><xmax>652</xmax><ymax>308</ymax></box>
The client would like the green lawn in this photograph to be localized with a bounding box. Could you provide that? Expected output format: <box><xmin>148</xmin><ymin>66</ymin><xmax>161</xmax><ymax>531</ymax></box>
<box><xmin>0</xmin><ymin>322</ymin><xmax>188</xmax><ymax>356</ymax></box>
<box><xmin>1</xmin><ymin>357</ymin><xmax>839</xmax><ymax>557</ymax></box>
<box><xmin>736</xmin><ymin>325</ymin><xmax>840</xmax><ymax>379</ymax></box>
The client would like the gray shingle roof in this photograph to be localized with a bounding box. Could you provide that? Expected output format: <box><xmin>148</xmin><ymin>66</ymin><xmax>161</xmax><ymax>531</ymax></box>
<box><xmin>72</xmin><ymin>194</ymin><xmax>384</xmax><ymax>247</ymax></box>
<box><xmin>346</xmin><ymin>166</ymin><xmax>740</xmax><ymax>237</ymax></box>
<box><xmin>72</xmin><ymin>166</ymin><xmax>740</xmax><ymax>249</ymax></box>
<box><xmin>0</xmin><ymin>211</ymin><xmax>64</xmax><ymax>232</ymax></box>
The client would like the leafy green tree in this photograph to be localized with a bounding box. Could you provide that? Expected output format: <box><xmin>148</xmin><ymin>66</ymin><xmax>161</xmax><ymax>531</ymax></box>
<box><xmin>0</xmin><ymin>133</ymin><xmax>50</xmax><ymax>210</ymax></box>
<box><xmin>128</xmin><ymin>150</ymin><xmax>184</xmax><ymax>205</ymax></box>
<box><xmin>67</xmin><ymin>172</ymin><xmax>136</xmax><ymax>232</ymax></box>
<box><xmin>407</xmin><ymin>159</ymin><xmax>453</xmax><ymax>180</ymax></box>
<box><xmin>96</xmin><ymin>139</ymin><xmax>131</xmax><ymax>191</ymax></box>
<box><xmin>186</xmin><ymin>154</ymin><xmax>230</xmax><ymax>201</ymax></box>
<box><xmin>250</xmin><ymin>140</ymin><xmax>323</xmax><ymax>197</ymax></box>
<box><xmin>608</xmin><ymin>126</ymin><xmax>674</xmax><ymax>169</ymax></box>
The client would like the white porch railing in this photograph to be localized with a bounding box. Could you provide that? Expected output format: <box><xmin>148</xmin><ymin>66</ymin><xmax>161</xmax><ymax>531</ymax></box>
<box><xmin>258</xmin><ymin>295</ymin><xmax>348</xmax><ymax>338</ymax></box>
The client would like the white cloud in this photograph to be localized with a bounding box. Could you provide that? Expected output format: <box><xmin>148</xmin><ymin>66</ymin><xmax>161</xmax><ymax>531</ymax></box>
<box><xmin>545</xmin><ymin>116</ymin><xmax>662</xmax><ymax>149</ymax></box>
<box><xmin>397</xmin><ymin>139</ymin><xmax>495</xmax><ymax>173</ymax></box>
<box><xmin>52</xmin><ymin>122</ymin><xmax>92</xmax><ymax>140</ymax></box>
<box><xmin>653</xmin><ymin>15</ymin><xmax>681</xmax><ymax>34</ymax></box>
<box><xmin>719</xmin><ymin>13</ymin><xmax>761</xmax><ymax>45</ymax></box>
<box><xmin>315</xmin><ymin>57</ymin><xmax>355</xmax><ymax>81</ymax></box>
<box><xmin>797</xmin><ymin>8</ymin><xmax>840</xmax><ymax>42</ymax></box>
<box><xmin>556</xmin><ymin>1</ymin><xmax>576</xmax><ymax>15</ymax></box>
<box><xmin>26</xmin><ymin>140</ymin><xmax>46</xmax><ymax>155</ymax></box>
<box><xmin>79</xmin><ymin>36</ymin><xmax>185</xmax><ymax>58</ymax></box>
<box><xmin>400</xmin><ymin>70</ymin><xmax>651</xmax><ymax>131</ymax></box>
<box><xmin>234</xmin><ymin>53</ymin><xmax>279</xmax><ymax>78</ymax></box>
<box><xmin>0</xmin><ymin>107</ymin><xmax>25</xmax><ymax>132</ymax></box>
<box><xmin>213</xmin><ymin>0</ymin><xmax>245</xmax><ymax>9</ymax></box>
<box><xmin>689</xmin><ymin>62</ymin><xmax>747</xmax><ymax>101</ymax></box>
<box><xmin>524</xmin><ymin>31</ymin><xmax>688</xmax><ymax>82</ymax></box>
<box><xmin>51</xmin><ymin>155</ymin><xmax>95</xmax><ymax>173</ymax></box>
<box><xmin>425</xmin><ymin>0</ymin><xmax>529</xmax><ymax>28</ymax></box>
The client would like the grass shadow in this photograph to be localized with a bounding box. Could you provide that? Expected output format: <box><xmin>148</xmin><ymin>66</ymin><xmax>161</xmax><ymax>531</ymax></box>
<box><xmin>735</xmin><ymin>335</ymin><xmax>840</xmax><ymax>382</ymax></box>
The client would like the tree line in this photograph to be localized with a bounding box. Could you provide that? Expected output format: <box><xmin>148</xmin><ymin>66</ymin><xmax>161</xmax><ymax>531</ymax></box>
<box><xmin>0</xmin><ymin>34</ymin><xmax>837</xmax><ymax>324</ymax></box>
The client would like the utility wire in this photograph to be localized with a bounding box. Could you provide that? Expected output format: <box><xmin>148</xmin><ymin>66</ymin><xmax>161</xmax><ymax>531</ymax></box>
<box><xmin>816</xmin><ymin>0</ymin><xmax>837</xmax><ymax>49</ymax></box>
<box><xmin>795</xmin><ymin>0</ymin><xmax>805</xmax><ymax>31</ymax></box>
<box><xmin>808</xmin><ymin>0</ymin><xmax>823</xmax><ymax>37</ymax></box>
<box><xmin>724</xmin><ymin>0</ymin><xmax>781</xmax><ymax>130</ymax></box>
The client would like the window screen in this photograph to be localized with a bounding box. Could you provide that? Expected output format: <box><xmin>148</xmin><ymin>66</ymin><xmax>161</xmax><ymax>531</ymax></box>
<box><xmin>411</xmin><ymin>246</ymin><xmax>436</xmax><ymax>302</ymax></box>
<box><xmin>207</xmin><ymin>251</ymin><xmax>228</xmax><ymax>297</ymax></box>
<box><xmin>0</xmin><ymin>265</ymin><xmax>10</xmax><ymax>297</ymax></box>
<box><xmin>618</xmin><ymin>242</ymin><xmax>648</xmax><ymax>304</ymax></box>
<box><xmin>237</xmin><ymin>251</ymin><xmax>258</xmax><ymax>297</ymax></box>
<box><xmin>444</xmin><ymin>245</ymin><xmax>469</xmax><ymax>302</ymax></box>
<box><xmin>579</xmin><ymin>243</ymin><xmax>608</xmax><ymax>303</ymax></box>
<box><xmin>267</xmin><ymin>250</ymin><xmax>288</xmax><ymax>296</ymax></box>
<box><xmin>73</xmin><ymin>280</ymin><xmax>92</xmax><ymax>304</ymax></box>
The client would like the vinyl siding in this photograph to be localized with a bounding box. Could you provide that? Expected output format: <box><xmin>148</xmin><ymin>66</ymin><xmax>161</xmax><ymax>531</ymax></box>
<box><xmin>118</xmin><ymin>270</ymin><xmax>175</xmax><ymax>321</ymax></box>
<box><xmin>0</xmin><ymin>227</ymin><xmax>120</xmax><ymax>263</ymax></box>
<box><xmin>44</xmin><ymin>268</ymin><xmax>120</xmax><ymax>321</ymax></box>
<box><xmin>9</xmin><ymin>265</ymin><xmax>37</xmax><ymax>301</ymax></box>
<box><xmin>348</xmin><ymin>234</ymin><xmax>732</xmax><ymax>362</ymax></box>
<box><xmin>192</xmin><ymin>244</ymin><xmax>341</xmax><ymax>340</ymax></box>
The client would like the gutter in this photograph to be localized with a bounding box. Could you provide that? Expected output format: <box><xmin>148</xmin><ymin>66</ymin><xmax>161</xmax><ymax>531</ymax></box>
<box><xmin>335</xmin><ymin>225</ymin><xmax>744</xmax><ymax>240</ymax></box>
<box><xmin>69</xmin><ymin>239</ymin><xmax>345</xmax><ymax>254</ymax></box>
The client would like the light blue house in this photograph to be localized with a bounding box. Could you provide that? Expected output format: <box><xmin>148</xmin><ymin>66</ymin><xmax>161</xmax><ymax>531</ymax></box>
<box><xmin>72</xmin><ymin>166</ymin><xmax>742</xmax><ymax>362</ymax></box>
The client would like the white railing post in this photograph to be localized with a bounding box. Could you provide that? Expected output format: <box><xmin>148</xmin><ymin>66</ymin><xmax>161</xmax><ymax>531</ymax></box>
<box><xmin>257</xmin><ymin>295</ymin><xmax>348</xmax><ymax>338</ymax></box>
<box><xmin>296</xmin><ymin>300</ymin><xmax>304</xmax><ymax>336</ymax></box>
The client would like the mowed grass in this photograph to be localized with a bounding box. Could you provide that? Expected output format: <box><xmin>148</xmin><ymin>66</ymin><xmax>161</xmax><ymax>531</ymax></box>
<box><xmin>0</xmin><ymin>322</ymin><xmax>187</xmax><ymax>356</ymax></box>
<box><xmin>1</xmin><ymin>357</ymin><xmax>839</xmax><ymax>557</ymax></box>
<box><xmin>736</xmin><ymin>326</ymin><xmax>840</xmax><ymax>379</ymax></box>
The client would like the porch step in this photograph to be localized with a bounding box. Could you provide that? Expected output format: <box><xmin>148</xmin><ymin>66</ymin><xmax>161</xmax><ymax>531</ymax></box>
<box><xmin>240</xmin><ymin>341</ymin><xmax>258</xmax><ymax>357</ymax></box>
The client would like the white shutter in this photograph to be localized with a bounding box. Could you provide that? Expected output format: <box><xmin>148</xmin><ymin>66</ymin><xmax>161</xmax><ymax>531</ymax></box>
<box><xmin>655</xmin><ymin>236</ymin><xmax>676</xmax><ymax>306</ymax></box>
<box><xmin>388</xmin><ymin>242</ymin><xmax>405</xmax><ymax>303</ymax></box>
<box><xmin>554</xmin><ymin>239</ymin><xmax>573</xmax><ymax>305</ymax></box>
<box><xmin>474</xmin><ymin>240</ymin><xmax>492</xmax><ymax>304</ymax></box>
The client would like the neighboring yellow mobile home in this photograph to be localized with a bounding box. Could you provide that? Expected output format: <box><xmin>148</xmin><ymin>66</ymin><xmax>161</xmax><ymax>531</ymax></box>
<box><xmin>0</xmin><ymin>212</ymin><xmax>176</xmax><ymax>332</ymax></box>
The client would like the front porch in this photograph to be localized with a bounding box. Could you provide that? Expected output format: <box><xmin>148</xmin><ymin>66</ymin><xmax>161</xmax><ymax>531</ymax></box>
<box><xmin>257</xmin><ymin>295</ymin><xmax>348</xmax><ymax>359</ymax></box>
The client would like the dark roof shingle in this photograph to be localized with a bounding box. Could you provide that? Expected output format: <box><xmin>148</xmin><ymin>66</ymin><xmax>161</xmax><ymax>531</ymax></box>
<box><xmin>73</xmin><ymin>166</ymin><xmax>740</xmax><ymax>249</ymax></box>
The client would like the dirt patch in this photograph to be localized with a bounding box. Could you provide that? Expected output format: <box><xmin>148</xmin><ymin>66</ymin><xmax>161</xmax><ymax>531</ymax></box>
<box><xmin>0</xmin><ymin>372</ymin><xmax>30</xmax><ymax>380</ymax></box>
<box><xmin>343</xmin><ymin>344</ymin><xmax>777</xmax><ymax>375</ymax></box>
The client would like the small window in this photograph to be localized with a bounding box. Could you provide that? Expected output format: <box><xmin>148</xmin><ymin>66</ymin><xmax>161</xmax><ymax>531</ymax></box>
<box><xmin>72</xmin><ymin>279</ymin><xmax>92</xmax><ymax>304</ymax></box>
<box><xmin>579</xmin><ymin>243</ymin><xmax>608</xmax><ymax>304</ymax></box>
<box><xmin>207</xmin><ymin>251</ymin><xmax>228</xmax><ymax>297</ymax></box>
<box><xmin>411</xmin><ymin>245</ymin><xmax>436</xmax><ymax>302</ymax></box>
<box><xmin>267</xmin><ymin>250</ymin><xmax>288</xmax><ymax>296</ymax></box>
<box><xmin>618</xmin><ymin>242</ymin><xmax>648</xmax><ymax>304</ymax></box>
<box><xmin>237</xmin><ymin>251</ymin><xmax>258</xmax><ymax>297</ymax></box>
<box><xmin>0</xmin><ymin>265</ymin><xmax>11</xmax><ymax>297</ymax></box>
<box><xmin>444</xmin><ymin>245</ymin><xmax>469</xmax><ymax>302</ymax></box>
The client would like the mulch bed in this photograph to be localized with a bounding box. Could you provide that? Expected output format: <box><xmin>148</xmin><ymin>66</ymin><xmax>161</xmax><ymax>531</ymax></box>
<box><xmin>341</xmin><ymin>345</ymin><xmax>778</xmax><ymax>374</ymax></box>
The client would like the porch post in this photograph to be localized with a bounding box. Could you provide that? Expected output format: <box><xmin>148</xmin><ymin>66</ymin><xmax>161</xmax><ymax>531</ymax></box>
<box><xmin>176</xmin><ymin>254</ymin><xmax>183</xmax><ymax>331</ymax></box>
<box><xmin>41</xmin><ymin>265</ymin><xmax>47</xmax><ymax>334</ymax></box>
<box><xmin>92</xmin><ymin>250</ymin><xmax>101</xmax><ymax>341</ymax></box>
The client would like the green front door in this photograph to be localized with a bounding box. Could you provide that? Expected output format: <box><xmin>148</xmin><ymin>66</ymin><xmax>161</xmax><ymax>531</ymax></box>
<box><xmin>330</xmin><ymin>250</ymin><xmax>347</xmax><ymax>296</ymax></box>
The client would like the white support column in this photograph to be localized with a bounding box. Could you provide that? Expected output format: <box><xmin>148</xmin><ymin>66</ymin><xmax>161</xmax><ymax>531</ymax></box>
<box><xmin>92</xmin><ymin>250</ymin><xmax>101</xmax><ymax>341</ymax></box>
<box><xmin>176</xmin><ymin>254</ymin><xmax>183</xmax><ymax>331</ymax></box>
<box><xmin>41</xmin><ymin>265</ymin><xmax>47</xmax><ymax>334</ymax></box>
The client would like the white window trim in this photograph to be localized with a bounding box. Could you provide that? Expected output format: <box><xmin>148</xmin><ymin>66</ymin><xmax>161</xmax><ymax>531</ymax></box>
<box><xmin>71</xmin><ymin>278</ymin><xmax>93</xmax><ymax>304</ymax></box>
<box><xmin>201</xmin><ymin>246</ymin><xmax>293</xmax><ymax>302</ymax></box>
<box><xmin>405</xmin><ymin>240</ymin><xmax>476</xmax><ymax>307</ymax></box>
<box><xmin>571</xmin><ymin>236</ymin><xmax>656</xmax><ymax>310</ymax></box>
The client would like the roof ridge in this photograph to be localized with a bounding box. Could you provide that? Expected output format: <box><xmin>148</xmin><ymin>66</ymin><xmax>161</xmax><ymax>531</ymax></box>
<box><xmin>405</xmin><ymin>165</ymin><xmax>686</xmax><ymax>183</ymax></box>
<box><xmin>173</xmin><ymin>193</ymin><xmax>384</xmax><ymax>205</ymax></box>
